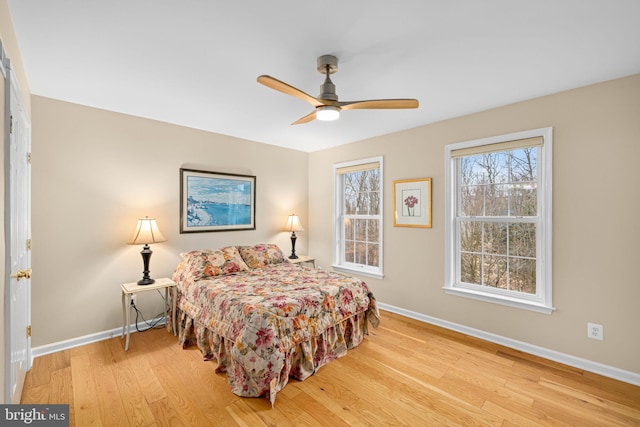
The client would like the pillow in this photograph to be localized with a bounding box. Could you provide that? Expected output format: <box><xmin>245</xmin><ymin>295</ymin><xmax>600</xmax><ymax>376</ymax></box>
<box><xmin>180</xmin><ymin>246</ymin><xmax>249</xmax><ymax>280</ymax></box>
<box><xmin>238</xmin><ymin>244</ymin><xmax>285</xmax><ymax>269</ymax></box>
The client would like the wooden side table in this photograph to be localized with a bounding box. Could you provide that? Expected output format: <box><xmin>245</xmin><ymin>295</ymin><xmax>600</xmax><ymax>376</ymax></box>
<box><xmin>121</xmin><ymin>277</ymin><xmax>177</xmax><ymax>351</ymax></box>
<box><xmin>288</xmin><ymin>255</ymin><xmax>316</xmax><ymax>268</ymax></box>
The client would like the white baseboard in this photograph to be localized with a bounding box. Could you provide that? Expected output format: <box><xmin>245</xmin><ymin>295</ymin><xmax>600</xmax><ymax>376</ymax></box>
<box><xmin>31</xmin><ymin>305</ymin><xmax>640</xmax><ymax>387</ymax></box>
<box><xmin>378</xmin><ymin>302</ymin><xmax>640</xmax><ymax>387</ymax></box>
<box><xmin>31</xmin><ymin>316</ymin><xmax>167</xmax><ymax>361</ymax></box>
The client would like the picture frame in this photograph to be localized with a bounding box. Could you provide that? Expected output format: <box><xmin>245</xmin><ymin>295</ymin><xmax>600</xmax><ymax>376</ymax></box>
<box><xmin>393</xmin><ymin>178</ymin><xmax>432</xmax><ymax>228</ymax></box>
<box><xmin>180</xmin><ymin>168</ymin><xmax>256</xmax><ymax>233</ymax></box>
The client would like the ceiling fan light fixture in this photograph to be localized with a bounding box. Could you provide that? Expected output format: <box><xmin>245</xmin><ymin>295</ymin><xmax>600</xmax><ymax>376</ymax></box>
<box><xmin>316</xmin><ymin>105</ymin><xmax>340</xmax><ymax>121</ymax></box>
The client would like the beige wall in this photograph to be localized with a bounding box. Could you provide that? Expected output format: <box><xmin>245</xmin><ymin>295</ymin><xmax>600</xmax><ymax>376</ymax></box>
<box><xmin>31</xmin><ymin>96</ymin><xmax>309</xmax><ymax>346</ymax></box>
<box><xmin>309</xmin><ymin>74</ymin><xmax>640</xmax><ymax>374</ymax></box>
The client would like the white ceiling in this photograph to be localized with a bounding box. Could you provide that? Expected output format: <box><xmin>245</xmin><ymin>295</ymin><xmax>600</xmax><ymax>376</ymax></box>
<box><xmin>7</xmin><ymin>1</ymin><xmax>640</xmax><ymax>152</ymax></box>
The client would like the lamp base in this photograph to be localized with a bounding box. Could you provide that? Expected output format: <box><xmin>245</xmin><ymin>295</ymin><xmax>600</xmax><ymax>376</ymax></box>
<box><xmin>289</xmin><ymin>232</ymin><xmax>298</xmax><ymax>259</ymax></box>
<box><xmin>138</xmin><ymin>244</ymin><xmax>155</xmax><ymax>285</ymax></box>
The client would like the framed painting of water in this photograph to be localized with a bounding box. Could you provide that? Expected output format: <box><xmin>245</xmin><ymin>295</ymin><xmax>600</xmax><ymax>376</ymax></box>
<box><xmin>180</xmin><ymin>168</ymin><xmax>256</xmax><ymax>233</ymax></box>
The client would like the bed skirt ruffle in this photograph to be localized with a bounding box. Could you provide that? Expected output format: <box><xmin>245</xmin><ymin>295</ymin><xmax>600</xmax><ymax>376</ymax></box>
<box><xmin>173</xmin><ymin>306</ymin><xmax>376</xmax><ymax>405</ymax></box>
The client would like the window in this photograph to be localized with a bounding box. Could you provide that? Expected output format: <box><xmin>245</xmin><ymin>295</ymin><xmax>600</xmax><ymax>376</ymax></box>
<box><xmin>445</xmin><ymin>128</ymin><xmax>553</xmax><ymax>313</ymax></box>
<box><xmin>333</xmin><ymin>157</ymin><xmax>383</xmax><ymax>278</ymax></box>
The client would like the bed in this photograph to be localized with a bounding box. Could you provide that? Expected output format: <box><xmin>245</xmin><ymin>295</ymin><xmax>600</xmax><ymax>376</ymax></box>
<box><xmin>171</xmin><ymin>243</ymin><xmax>379</xmax><ymax>404</ymax></box>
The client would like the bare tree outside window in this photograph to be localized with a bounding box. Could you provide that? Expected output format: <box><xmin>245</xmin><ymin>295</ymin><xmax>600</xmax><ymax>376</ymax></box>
<box><xmin>342</xmin><ymin>168</ymin><xmax>381</xmax><ymax>268</ymax></box>
<box><xmin>446</xmin><ymin>128</ymin><xmax>552</xmax><ymax>313</ymax></box>
<box><xmin>459</xmin><ymin>147</ymin><xmax>538</xmax><ymax>294</ymax></box>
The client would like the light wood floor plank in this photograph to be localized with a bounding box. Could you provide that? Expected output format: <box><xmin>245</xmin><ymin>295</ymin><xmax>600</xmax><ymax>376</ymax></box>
<box><xmin>225</xmin><ymin>399</ymin><xmax>271</xmax><ymax>427</ymax></box>
<box><xmin>24</xmin><ymin>353</ymin><xmax>51</xmax><ymax>389</ymax></box>
<box><xmin>19</xmin><ymin>383</ymin><xmax>48</xmax><ymax>405</ymax></box>
<box><xmin>147</xmin><ymin>396</ymin><xmax>184</xmax><ymax>427</ymax></box>
<box><xmin>70</xmin><ymin>352</ymin><xmax>103</xmax><ymax>426</ymax></box>
<box><xmin>21</xmin><ymin>310</ymin><xmax>640</xmax><ymax>426</ymax></box>
<box><xmin>285</xmin><ymin>377</ymin><xmax>373</xmax><ymax>425</ymax></box>
<box><xmin>482</xmin><ymin>399</ymin><xmax>559</xmax><ymax>427</ymax></box>
<box><xmin>49</xmin><ymin>367</ymin><xmax>75</xmax><ymax>426</ymax></box>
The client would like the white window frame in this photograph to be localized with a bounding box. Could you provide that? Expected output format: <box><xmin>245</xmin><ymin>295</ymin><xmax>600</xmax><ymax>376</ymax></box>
<box><xmin>333</xmin><ymin>156</ymin><xmax>384</xmax><ymax>278</ymax></box>
<box><xmin>444</xmin><ymin>128</ymin><xmax>554</xmax><ymax>314</ymax></box>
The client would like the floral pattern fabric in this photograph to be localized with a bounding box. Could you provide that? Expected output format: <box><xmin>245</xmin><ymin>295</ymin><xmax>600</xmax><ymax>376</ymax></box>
<box><xmin>172</xmin><ymin>261</ymin><xmax>379</xmax><ymax>405</ymax></box>
<box><xmin>179</xmin><ymin>246</ymin><xmax>250</xmax><ymax>280</ymax></box>
<box><xmin>237</xmin><ymin>243</ymin><xmax>285</xmax><ymax>269</ymax></box>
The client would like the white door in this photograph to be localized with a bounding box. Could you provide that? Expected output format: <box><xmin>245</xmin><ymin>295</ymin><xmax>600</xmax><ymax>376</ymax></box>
<box><xmin>5</xmin><ymin>68</ymin><xmax>31</xmax><ymax>404</ymax></box>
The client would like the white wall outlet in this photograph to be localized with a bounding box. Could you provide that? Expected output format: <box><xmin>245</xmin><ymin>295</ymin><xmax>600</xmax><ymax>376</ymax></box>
<box><xmin>130</xmin><ymin>295</ymin><xmax>137</xmax><ymax>307</ymax></box>
<box><xmin>587</xmin><ymin>322</ymin><xmax>603</xmax><ymax>340</ymax></box>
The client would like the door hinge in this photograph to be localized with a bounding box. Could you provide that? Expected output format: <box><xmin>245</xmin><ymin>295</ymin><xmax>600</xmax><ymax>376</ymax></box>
<box><xmin>27</xmin><ymin>152</ymin><xmax>32</xmax><ymax>164</ymax></box>
<box><xmin>27</xmin><ymin>239</ymin><xmax>32</xmax><ymax>250</ymax></box>
<box><xmin>9</xmin><ymin>114</ymin><xmax>13</xmax><ymax>134</ymax></box>
<box><xmin>26</xmin><ymin>325</ymin><xmax>31</xmax><ymax>338</ymax></box>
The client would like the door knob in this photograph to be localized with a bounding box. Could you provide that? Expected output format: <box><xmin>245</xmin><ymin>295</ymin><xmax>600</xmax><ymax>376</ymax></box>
<box><xmin>12</xmin><ymin>268</ymin><xmax>32</xmax><ymax>280</ymax></box>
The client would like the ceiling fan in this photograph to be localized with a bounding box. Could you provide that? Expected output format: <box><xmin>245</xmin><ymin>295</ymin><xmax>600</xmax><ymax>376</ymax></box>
<box><xmin>257</xmin><ymin>55</ymin><xmax>419</xmax><ymax>125</ymax></box>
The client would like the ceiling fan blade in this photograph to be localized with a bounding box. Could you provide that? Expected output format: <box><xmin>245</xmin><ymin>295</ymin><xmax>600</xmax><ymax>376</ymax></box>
<box><xmin>257</xmin><ymin>75</ymin><xmax>323</xmax><ymax>107</ymax></box>
<box><xmin>291</xmin><ymin>110</ymin><xmax>317</xmax><ymax>125</ymax></box>
<box><xmin>339</xmin><ymin>99</ymin><xmax>419</xmax><ymax>110</ymax></box>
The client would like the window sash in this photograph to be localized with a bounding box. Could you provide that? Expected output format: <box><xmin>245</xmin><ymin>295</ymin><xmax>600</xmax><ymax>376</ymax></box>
<box><xmin>455</xmin><ymin>216</ymin><xmax>541</xmax><ymax>298</ymax></box>
<box><xmin>341</xmin><ymin>214</ymin><xmax>380</xmax><ymax>266</ymax></box>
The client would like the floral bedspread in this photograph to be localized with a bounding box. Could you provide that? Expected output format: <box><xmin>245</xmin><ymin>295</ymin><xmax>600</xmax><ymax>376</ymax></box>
<box><xmin>172</xmin><ymin>262</ymin><xmax>379</xmax><ymax>404</ymax></box>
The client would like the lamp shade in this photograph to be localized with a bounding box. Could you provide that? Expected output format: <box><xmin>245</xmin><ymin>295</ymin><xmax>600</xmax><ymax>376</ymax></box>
<box><xmin>284</xmin><ymin>214</ymin><xmax>304</xmax><ymax>232</ymax></box>
<box><xmin>128</xmin><ymin>217</ymin><xmax>167</xmax><ymax>245</ymax></box>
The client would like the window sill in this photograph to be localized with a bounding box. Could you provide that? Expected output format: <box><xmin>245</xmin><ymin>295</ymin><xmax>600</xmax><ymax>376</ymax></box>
<box><xmin>443</xmin><ymin>286</ymin><xmax>555</xmax><ymax>314</ymax></box>
<box><xmin>332</xmin><ymin>265</ymin><xmax>384</xmax><ymax>280</ymax></box>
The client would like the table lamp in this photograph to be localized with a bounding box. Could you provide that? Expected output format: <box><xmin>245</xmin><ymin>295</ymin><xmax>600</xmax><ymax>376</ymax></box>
<box><xmin>128</xmin><ymin>216</ymin><xmax>167</xmax><ymax>285</ymax></box>
<box><xmin>284</xmin><ymin>214</ymin><xmax>304</xmax><ymax>259</ymax></box>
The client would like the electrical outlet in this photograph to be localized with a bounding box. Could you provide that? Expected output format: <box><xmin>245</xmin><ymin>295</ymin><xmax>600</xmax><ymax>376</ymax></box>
<box><xmin>587</xmin><ymin>322</ymin><xmax>603</xmax><ymax>341</ymax></box>
<box><xmin>130</xmin><ymin>295</ymin><xmax>137</xmax><ymax>307</ymax></box>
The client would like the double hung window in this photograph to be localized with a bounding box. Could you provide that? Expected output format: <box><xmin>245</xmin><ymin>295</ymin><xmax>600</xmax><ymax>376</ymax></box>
<box><xmin>445</xmin><ymin>128</ymin><xmax>553</xmax><ymax>313</ymax></box>
<box><xmin>333</xmin><ymin>157</ymin><xmax>383</xmax><ymax>278</ymax></box>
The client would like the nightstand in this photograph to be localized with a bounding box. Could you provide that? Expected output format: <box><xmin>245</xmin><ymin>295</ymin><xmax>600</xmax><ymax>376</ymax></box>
<box><xmin>121</xmin><ymin>277</ymin><xmax>177</xmax><ymax>351</ymax></box>
<box><xmin>288</xmin><ymin>255</ymin><xmax>316</xmax><ymax>268</ymax></box>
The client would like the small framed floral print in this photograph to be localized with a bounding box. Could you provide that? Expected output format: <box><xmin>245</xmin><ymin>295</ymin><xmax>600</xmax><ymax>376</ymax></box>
<box><xmin>393</xmin><ymin>178</ymin><xmax>432</xmax><ymax>228</ymax></box>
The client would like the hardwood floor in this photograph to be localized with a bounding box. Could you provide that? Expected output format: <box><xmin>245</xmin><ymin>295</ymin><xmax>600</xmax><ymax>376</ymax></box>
<box><xmin>22</xmin><ymin>310</ymin><xmax>640</xmax><ymax>426</ymax></box>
